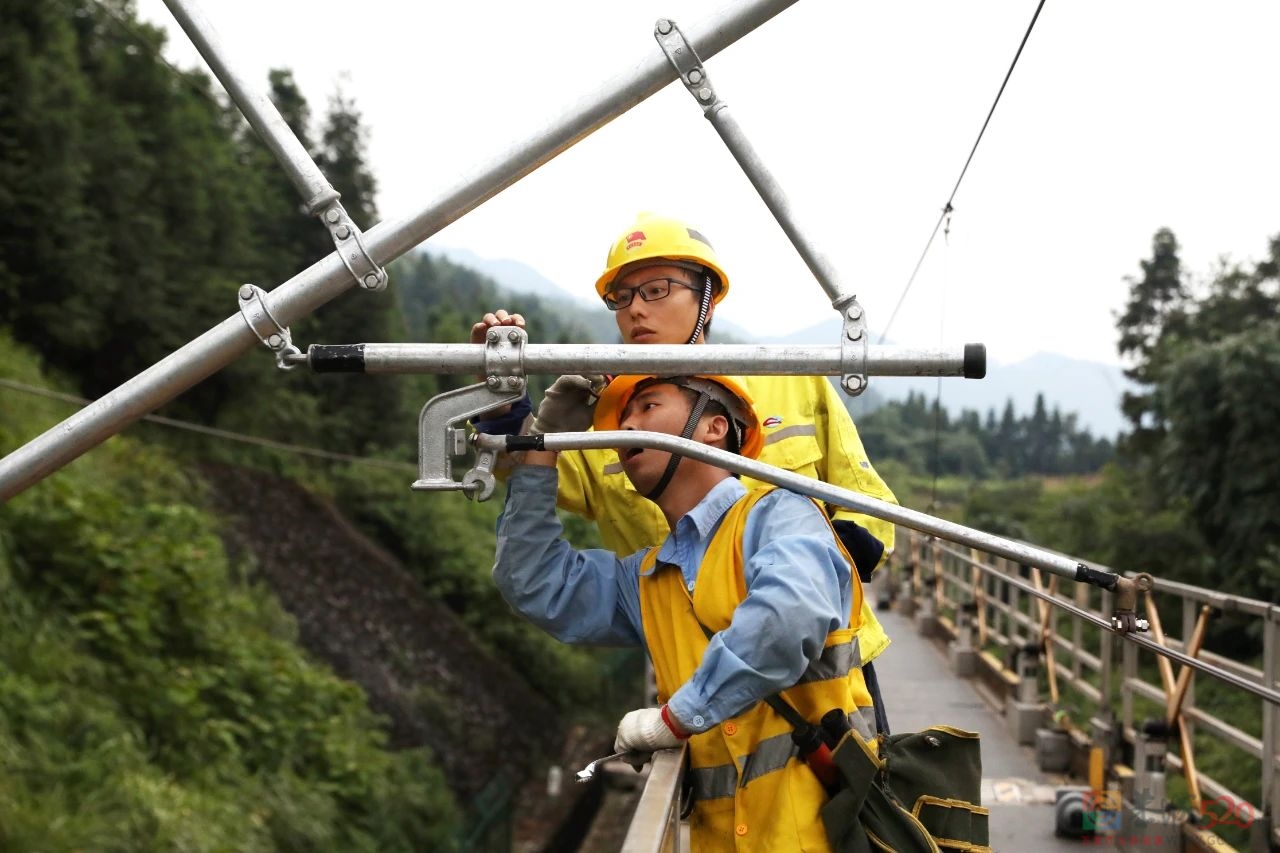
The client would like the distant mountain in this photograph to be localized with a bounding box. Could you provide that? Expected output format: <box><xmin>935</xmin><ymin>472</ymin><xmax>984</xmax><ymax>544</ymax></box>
<box><xmin>423</xmin><ymin>244</ymin><xmax>618</xmax><ymax>343</ymax></box>
<box><xmin>423</xmin><ymin>247</ymin><xmax>1134</xmax><ymax>438</ymax></box>
<box><xmin>762</xmin><ymin>317</ymin><xmax>1134</xmax><ymax>439</ymax></box>
<box><xmin>424</xmin><ymin>243</ymin><xmax>756</xmax><ymax>343</ymax></box>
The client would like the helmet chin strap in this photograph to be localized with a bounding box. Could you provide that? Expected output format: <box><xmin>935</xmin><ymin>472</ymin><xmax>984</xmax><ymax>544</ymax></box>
<box><xmin>685</xmin><ymin>272</ymin><xmax>714</xmax><ymax>345</ymax></box>
<box><xmin>644</xmin><ymin>390</ymin><xmax>711</xmax><ymax>502</ymax></box>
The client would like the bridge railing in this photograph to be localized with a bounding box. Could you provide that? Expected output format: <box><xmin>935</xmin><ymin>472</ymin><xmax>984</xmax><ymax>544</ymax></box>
<box><xmin>619</xmin><ymin>747</ymin><xmax>686</xmax><ymax>852</ymax></box>
<box><xmin>616</xmin><ymin>526</ymin><xmax>1280</xmax><ymax>850</ymax></box>
<box><xmin>896</xmin><ymin>527</ymin><xmax>1280</xmax><ymax>851</ymax></box>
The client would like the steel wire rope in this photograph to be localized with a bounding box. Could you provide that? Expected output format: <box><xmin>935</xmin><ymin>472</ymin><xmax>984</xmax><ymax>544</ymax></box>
<box><xmin>932</xmin><ymin>538</ymin><xmax>1280</xmax><ymax>706</ymax></box>
<box><xmin>878</xmin><ymin>0</ymin><xmax>1049</xmax><ymax>345</ymax></box>
<box><xmin>0</xmin><ymin>378</ymin><xmax>416</xmax><ymax>474</ymax></box>
<box><xmin>925</xmin><ymin>212</ymin><xmax>953</xmax><ymax>514</ymax></box>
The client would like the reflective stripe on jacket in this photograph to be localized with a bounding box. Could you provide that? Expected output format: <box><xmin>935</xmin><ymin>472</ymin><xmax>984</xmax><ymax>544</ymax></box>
<box><xmin>639</xmin><ymin>486</ymin><xmax>874</xmax><ymax>852</ymax></box>
<box><xmin>557</xmin><ymin>372</ymin><xmax>896</xmax><ymax>663</ymax></box>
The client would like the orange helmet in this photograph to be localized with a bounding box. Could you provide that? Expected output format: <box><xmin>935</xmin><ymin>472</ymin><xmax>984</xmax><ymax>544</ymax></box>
<box><xmin>593</xmin><ymin>374</ymin><xmax>762</xmax><ymax>459</ymax></box>
<box><xmin>594</xmin><ymin>213</ymin><xmax>730</xmax><ymax>303</ymax></box>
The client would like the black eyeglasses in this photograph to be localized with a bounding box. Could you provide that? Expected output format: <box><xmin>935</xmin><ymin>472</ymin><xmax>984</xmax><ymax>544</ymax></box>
<box><xmin>603</xmin><ymin>277</ymin><xmax>699</xmax><ymax>311</ymax></box>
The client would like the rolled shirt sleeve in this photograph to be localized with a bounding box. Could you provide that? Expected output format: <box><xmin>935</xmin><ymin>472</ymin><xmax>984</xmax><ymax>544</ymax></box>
<box><xmin>493</xmin><ymin>465</ymin><xmax>643</xmax><ymax>646</ymax></box>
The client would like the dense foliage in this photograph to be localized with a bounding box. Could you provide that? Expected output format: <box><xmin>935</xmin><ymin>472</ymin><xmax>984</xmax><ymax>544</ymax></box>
<box><xmin>0</xmin><ymin>1</ymin><xmax>626</xmax><ymax>846</ymax></box>
<box><xmin>0</xmin><ymin>332</ymin><xmax>458</xmax><ymax>850</ymax></box>
<box><xmin>857</xmin><ymin>390</ymin><xmax>1114</xmax><ymax>479</ymax></box>
<box><xmin>1110</xmin><ymin>228</ymin><xmax>1280</xmax><ymax>605</ymax></box>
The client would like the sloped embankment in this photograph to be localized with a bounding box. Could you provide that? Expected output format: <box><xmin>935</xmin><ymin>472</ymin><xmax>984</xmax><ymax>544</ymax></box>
<box><xmin>197</xmin><ymin>463</ymin><xmax>562</xmax><ymax>804</ymax></box>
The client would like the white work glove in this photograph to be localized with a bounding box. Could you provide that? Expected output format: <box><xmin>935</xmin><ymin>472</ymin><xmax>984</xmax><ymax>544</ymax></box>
<box><xmin>614</xmin><ymin>706</ymin><xmax>686</xmax><ymax>770</ymax></box>
<box><xmin>531</xmin><ymin>374</ymin><xmax>606</xmax><ymax>435</ymax></box>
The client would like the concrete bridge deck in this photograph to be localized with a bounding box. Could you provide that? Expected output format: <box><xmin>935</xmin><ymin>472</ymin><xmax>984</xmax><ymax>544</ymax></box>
<box><xmin>875</xmin><ymin>605</ymin><xmax>1081</xmax><ymax>851</ymax></box>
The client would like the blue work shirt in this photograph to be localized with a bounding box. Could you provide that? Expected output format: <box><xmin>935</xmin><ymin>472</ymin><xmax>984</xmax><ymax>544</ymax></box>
<box><xmin>493</xmin><ymin>465</ymin><xmax>852</xmax><ymax>733</ymax></box>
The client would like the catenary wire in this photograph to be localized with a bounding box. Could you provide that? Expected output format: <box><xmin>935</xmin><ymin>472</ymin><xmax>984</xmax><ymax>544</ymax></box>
<box><xmin>0</xmin><ymin>378</ymin><xmax>416</xmax><ymax>474</ymax></box>
<box><xmin>878</xmin><ymin>0</ymin><xmax>1049</xmax><ymax>345</ymax></box>
<box><xmin>934</xmin><ymin>537</ymin><xmax>1280</xmax><ymax>706</ymax></box>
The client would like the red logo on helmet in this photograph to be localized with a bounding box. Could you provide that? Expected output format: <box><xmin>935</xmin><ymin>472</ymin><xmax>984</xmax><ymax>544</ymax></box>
<box><xmin>625</xmin><ymin>230</ymin><xmax>646</xmax><ymax>250</ymax></box>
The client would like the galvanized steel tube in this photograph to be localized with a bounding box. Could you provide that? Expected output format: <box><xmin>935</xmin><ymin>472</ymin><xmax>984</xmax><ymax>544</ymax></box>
<box><xmin>306</xmin><ymin>342</ymin><xmax>987</xmax><ymax>378</ymax></box>
<box><xmin>0</xmin><ymin>0</ymin><xmax>799</xmax><ymax>502</ymax></box>
<box><xmin>161</xmin><ymin>0</ymin><xmax>337</xmax><ymax>210</ymax></box>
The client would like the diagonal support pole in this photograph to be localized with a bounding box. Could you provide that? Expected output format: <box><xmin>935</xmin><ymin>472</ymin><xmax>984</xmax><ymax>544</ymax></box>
<box><xmin>1144</xmin><ymin>597</ymin><xmax>1212</xmax><ymax>813</ymax></box>
<box><xmin>654</xmin><ymin>18</ymin><xmax>877</xmax><ymax>397</ymax></box>
<box><xmin>1033</xmin><ymin>568</ymin><xmax>1060</xmax><ymax>705</ymax></box>
<box><xmin>0</xmin><ymin>0</ymin><xmax>801</xmax><ymax>504</ymax></box>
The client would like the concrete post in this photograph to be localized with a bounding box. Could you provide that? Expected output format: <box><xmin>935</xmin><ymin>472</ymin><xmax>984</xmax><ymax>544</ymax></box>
<box><xmin>950</xmin><ymin>600</ymin><xmax>978</xmax><ymax>677</ymax></box>
<box><xmin>899</xmin><ymin>563</ymin><xmax>917</xmax><ymax>619</ymax></box>
<box><xmin>916</xmin><ymin>575</ymin><xmax>938</xmax><ymax>637</ymax></box>
<box><xmin>1010</xmin><ymin>644</ymin><xmax>1047</xmax><ymax>746</ymax></box>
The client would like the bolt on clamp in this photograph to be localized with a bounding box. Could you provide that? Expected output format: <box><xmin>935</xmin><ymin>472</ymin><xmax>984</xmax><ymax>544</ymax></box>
<box><xmin>1110</xmin><ymin>573</ymin><xmax>1155</xmax><ymax>634</ymax></box>
<box><xmin>836</xmin><ymin>295</ymin><xmax>869</xmax><ymax>397</ymax></box>
<box><xmin>319</xmin><ymin>201</ymin><xmax>387</xmax><ymax>292</ymax></box>
<box><xmin>237</xmin><ymin>284</ymin><xmax>302</xmax><ymax>370</ymax></box>
<box><xmin>655</xmin><ymin>18</ymin><xmax>720</xmax><ymax>113</ymax></box>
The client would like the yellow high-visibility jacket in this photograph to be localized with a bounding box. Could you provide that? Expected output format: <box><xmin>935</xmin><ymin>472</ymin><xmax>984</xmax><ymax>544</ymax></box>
<box><xmin>640</xmin><ymin>486</ymin><xmax>872</xmax><ymax>852</ymax></box>
<box><xmin>557</xmin><ymin>373</ymin><xmax>898</xmax><ymax>663</ymax></box>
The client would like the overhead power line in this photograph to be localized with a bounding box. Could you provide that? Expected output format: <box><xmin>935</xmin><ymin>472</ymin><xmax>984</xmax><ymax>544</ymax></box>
<box><xmin>878</xmin><ymin>0</ymin><xmax>1049</xmax><ymax>344</ymax></box>
<box><xmin>0</xmin><ymin>378</ymin><xmax>415</xmax><ymax>474</ymax></box>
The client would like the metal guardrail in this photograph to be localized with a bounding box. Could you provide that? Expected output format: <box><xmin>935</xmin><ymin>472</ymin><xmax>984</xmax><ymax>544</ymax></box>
<box><xmin>615</xmin><ymin>529</ymin><xmax>1280</xmax><ymax>850</ymax></box>
<box><xmin>620</xmin><ymin>747</ymin><xmax>687</xmax><ymax>852</ymax></box>
<box><xmin>900</xmin><ymin>528</ymin><xmax>1280</xmax><ymax>850</ymax></box>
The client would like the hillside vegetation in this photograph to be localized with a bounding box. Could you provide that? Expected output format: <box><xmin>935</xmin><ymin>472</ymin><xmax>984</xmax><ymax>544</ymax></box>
<box><xmin>1</xmin><ymin>2</ymin><xmax>632</xmax><ymax>847</ymax></box>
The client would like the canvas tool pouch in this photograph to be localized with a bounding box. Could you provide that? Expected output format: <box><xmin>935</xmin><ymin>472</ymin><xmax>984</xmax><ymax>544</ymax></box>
<box><xmin>821</xmin><ymin>724</ymin><xmax>990</xmax><ymax>853</ymax></box>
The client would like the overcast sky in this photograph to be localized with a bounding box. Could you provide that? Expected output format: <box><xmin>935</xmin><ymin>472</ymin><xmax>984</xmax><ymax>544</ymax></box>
<box><xmin>135</xmin><ymin>0</ymin><xmax>1280</xmax><ymax>366</ymax></box>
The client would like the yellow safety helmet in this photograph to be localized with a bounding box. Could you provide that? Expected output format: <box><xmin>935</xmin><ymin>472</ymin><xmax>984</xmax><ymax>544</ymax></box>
<box><xmin>594</xmin><ymin>213</ymin><xmax>730</xmax><ymax>303</ymax></box>
<box><xmin>593</xmin><ymin>374</ymin><xmax>763</xmax><ymax>459</ymax></box>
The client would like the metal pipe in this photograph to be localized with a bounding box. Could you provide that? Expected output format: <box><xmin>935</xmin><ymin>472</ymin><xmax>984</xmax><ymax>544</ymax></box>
<box><xmin>621</xmin><ymin>745</ymin><xmax>687</xmax><ymax>852</ymax></box>
<box><xmin>972</xmin><ymin>549</ymin><xmax>1280</xmax><ymax>706</ymax></box>
<box><xmin>304</xmin><ymin>342</ymin><xmax>987</xmax><ymax>377</ymax></box>
<box><xmin>486</xmin><ymin>428</ymin><xmax>1280</xmax><ymax>704</ymax></box>
<box><xmin>1264</xmin><ymin>617</ymin><xmax>1279</xmax><ymax>817</ymax></box>
<box><xmin>481</xmin><ymin>430</ymin><xmax>1099</xmax><ymax>584</ymax></box>
<box><xmin>656</xmin><ymin>19</ymin><xmax>852</xmax><ymax>309</ymax></box>
<box><xmin>161</xmin><ymin>0</ymin><xmax>337</xmax><ymax>211</ymax></box>
<box><xmin>0</xmin><ymin>0</ymin><xmax>798</xmax><ymax>503</ymax></box>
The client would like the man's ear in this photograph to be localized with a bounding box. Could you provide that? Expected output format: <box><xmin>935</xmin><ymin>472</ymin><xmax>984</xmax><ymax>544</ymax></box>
<box><xmin>698</xmin><ymin>412</ymin><xmax>731</xmax><ymax>448</ymax></box>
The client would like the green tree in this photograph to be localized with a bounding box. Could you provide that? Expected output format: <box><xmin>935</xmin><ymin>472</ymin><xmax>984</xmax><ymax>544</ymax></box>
<box><xmin>1155</xmin><ymin>323</ymin><xmax>1280</xmax><ymax>602</ymax></box>
<box><xmin>1108</xmin><ymin>228</ymin><xmax>1280</xmax><ymax>604</ymax></box>
<box><xmin>1116</xmin><ymin>227</ymin><xmax>1189</xmax><ymax>453</ymax></box>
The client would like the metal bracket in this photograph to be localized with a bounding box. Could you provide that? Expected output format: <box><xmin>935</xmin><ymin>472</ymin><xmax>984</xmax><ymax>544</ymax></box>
<box><xmin>318</xmin><ymin>200</ymin><xmax>388</xmax><ymax>292</ymax></box>
<box><xmin>237</xmin><ymin>284</ymin><xmax>302</xmax><ymax>370</ymax></box>
<box><xmin>655</xmin><ymin>19</ymin><xmax>720</xmax><ymax>115</ymax></box>
<box><xmin>483</xmin><ymin>325</ymin><xmax>528</xmax><ymax>393</ymax></box>
<box><xmin>414</xmin><ymin>328</ymin><xmax>528</xmax><ymax>498</ymax></box>
<box><xmin>413</xmin><ymin>381</ymin><xmax>525</xmax><ymax>497</ymax></box>
<box><xmin>836</xmin><ymin>295</ymin><xmax>869</xmax><ymax>396</ymax></box>
<box><xmin>1112</xmin><ymin>572</ymin><xmax>1155</xmax><ymax>634</ymax></box>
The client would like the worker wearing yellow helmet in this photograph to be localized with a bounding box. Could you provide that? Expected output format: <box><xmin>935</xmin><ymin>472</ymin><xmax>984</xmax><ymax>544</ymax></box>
<box><xmin>492</xmin><ymin>371</ymin><xmax>874</xmax><ymax>851</ymax></box>
<box><xmin>472</xmin><ymin>212</ymin><xmax>899</xmax><ymax>736</ymax></box>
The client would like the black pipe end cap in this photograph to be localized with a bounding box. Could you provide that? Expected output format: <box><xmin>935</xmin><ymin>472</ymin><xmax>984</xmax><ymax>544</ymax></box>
<box><xmin>964</xmin><ymin>343</ymin><xmax>987</xmax><ymax>379</ymax></box>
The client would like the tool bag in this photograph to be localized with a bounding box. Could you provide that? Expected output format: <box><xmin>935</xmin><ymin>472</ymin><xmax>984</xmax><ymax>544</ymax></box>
<box><xmin>820</xmin><ymin>723</ymin><xmax>990</xmax><ymax>853</ymax></box>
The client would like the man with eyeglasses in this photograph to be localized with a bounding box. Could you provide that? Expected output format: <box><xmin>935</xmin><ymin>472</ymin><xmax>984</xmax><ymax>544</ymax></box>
<box><xmin>471</xmin><ymin>212</ymin><xmax>899</xmax><ymax>735</ymax></box>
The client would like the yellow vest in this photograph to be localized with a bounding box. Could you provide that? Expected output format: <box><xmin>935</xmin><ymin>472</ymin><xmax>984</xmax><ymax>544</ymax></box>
<box><xmin>558</xmin><ymin>373</ymin><xmax>896</xmax><ymax>664</ymax></box>
<box><xmin>639</xmin><ymin>486</ymin><xmax>873</xmax><ymax>853</ymax></box>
